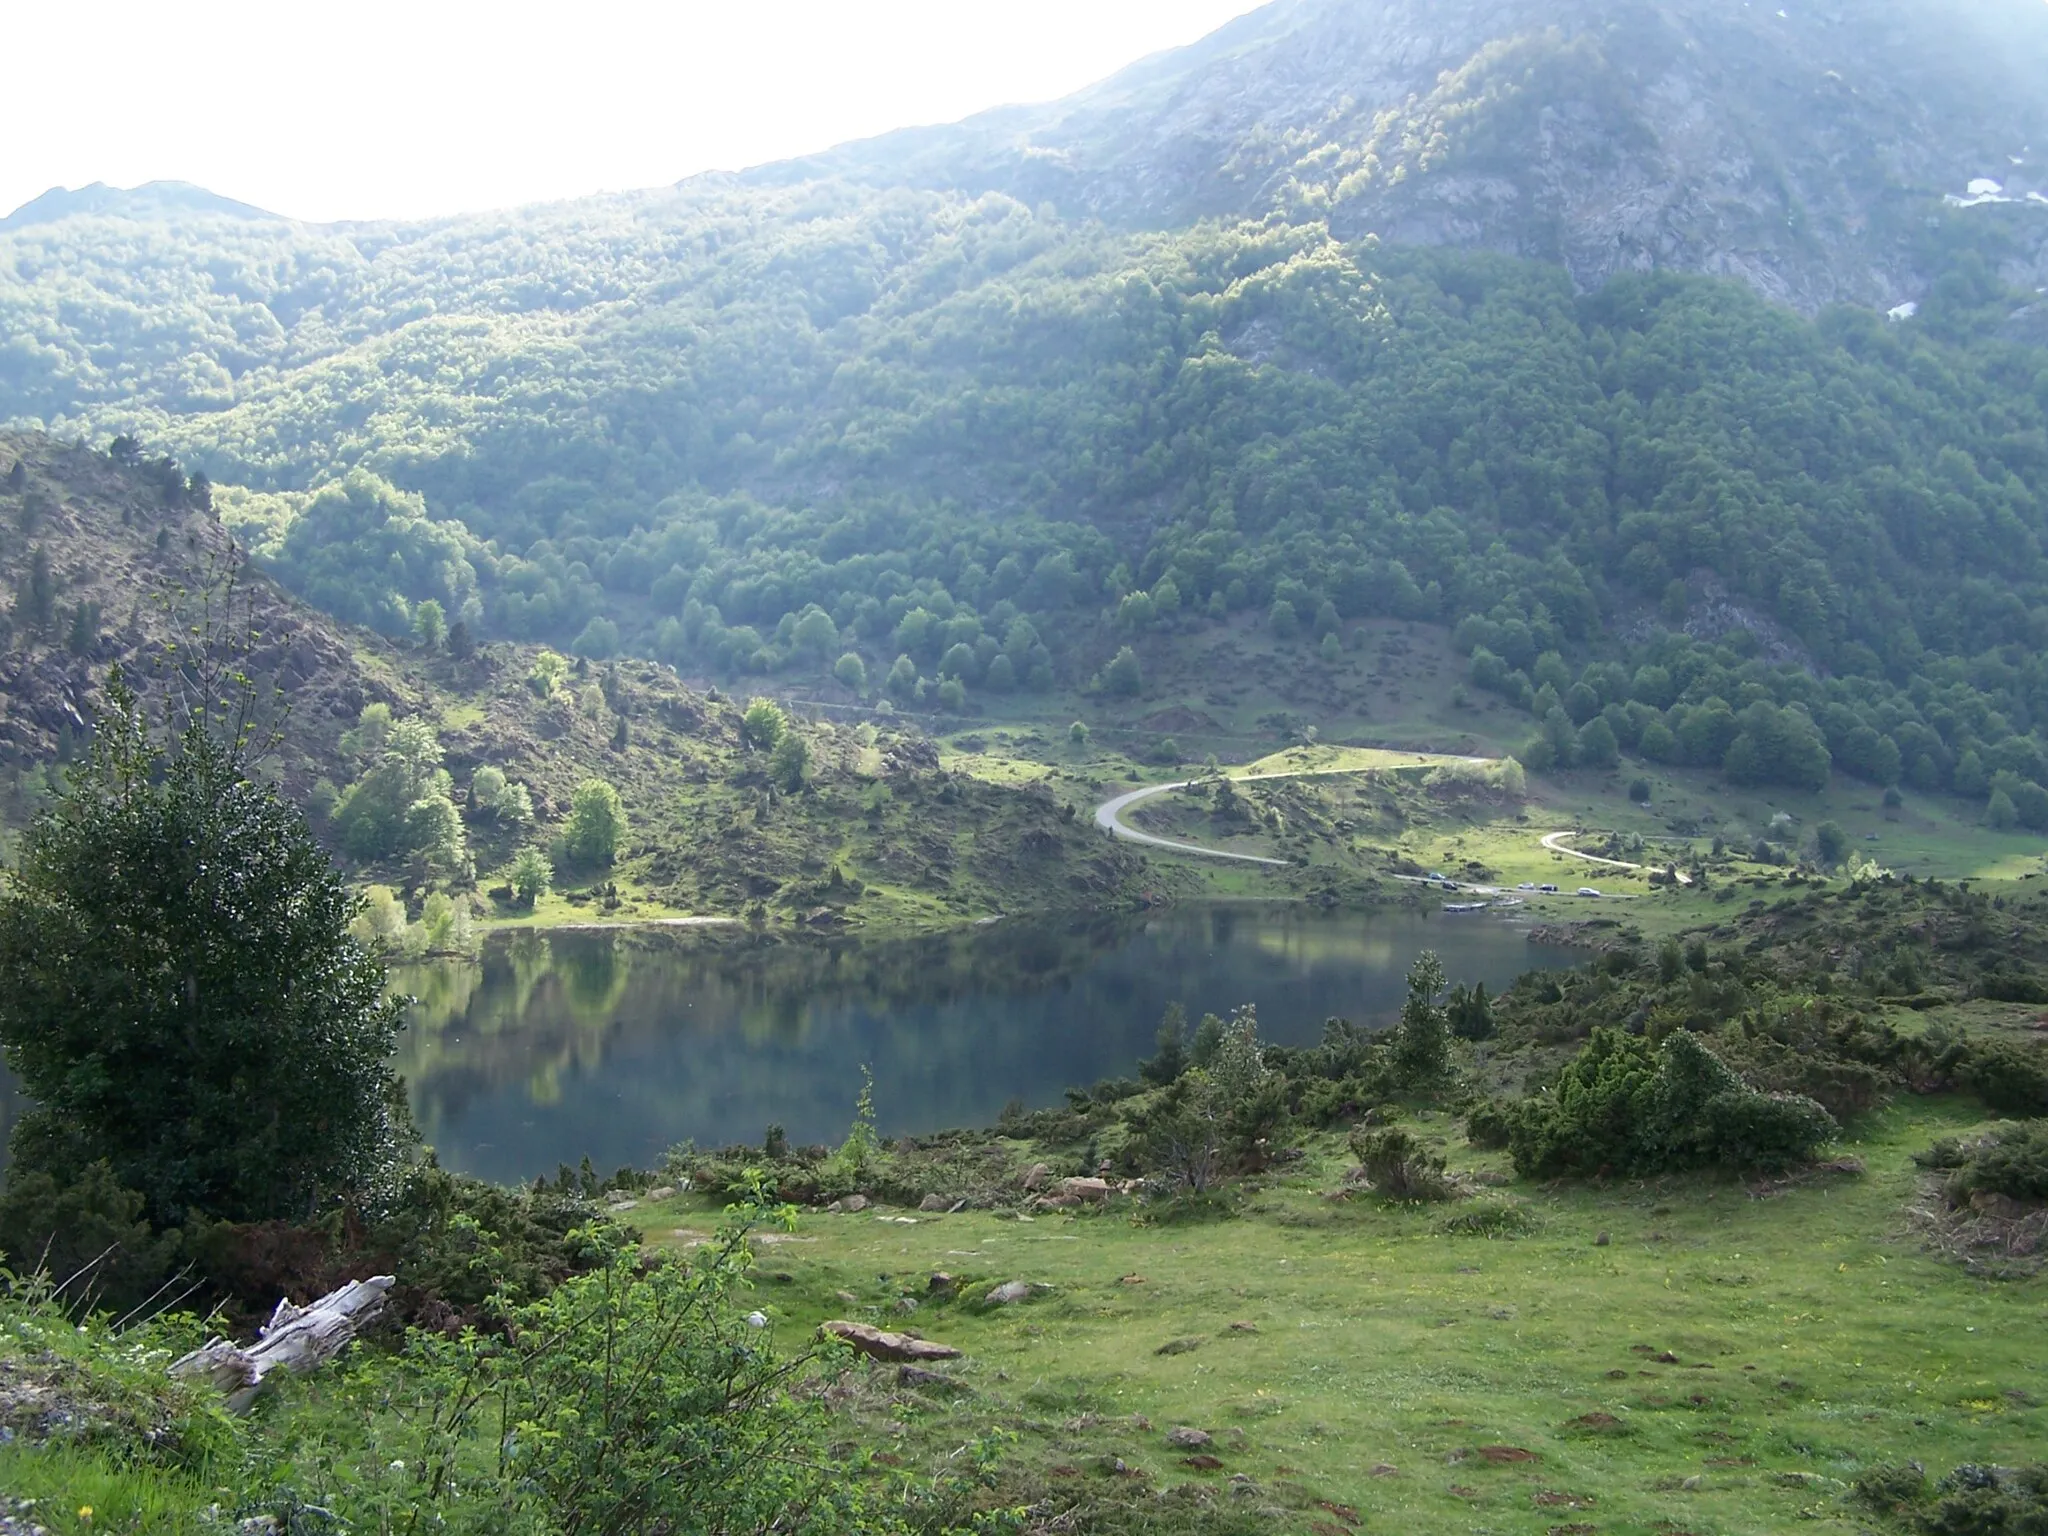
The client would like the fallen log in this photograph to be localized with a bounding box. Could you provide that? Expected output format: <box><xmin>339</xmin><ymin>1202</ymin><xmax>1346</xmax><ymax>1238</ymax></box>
<box><xmin>170</xmin><ymin>1275</ymin><xmax>394</xmax><ymax>1413</ymax></box>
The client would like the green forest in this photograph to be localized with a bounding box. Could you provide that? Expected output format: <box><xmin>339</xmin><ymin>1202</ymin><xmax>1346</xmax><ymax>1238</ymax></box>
<box><xmin>6</xmin><ymin>179</ymin><xmax>2048</xmax><ymax>814</ymax></box>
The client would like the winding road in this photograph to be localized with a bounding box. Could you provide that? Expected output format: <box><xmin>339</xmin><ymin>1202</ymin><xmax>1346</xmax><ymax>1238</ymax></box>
<box><xmin>1093</xmin><ymin>764</ymin><xmax>1663</xmax><ymax>893</ymax></box>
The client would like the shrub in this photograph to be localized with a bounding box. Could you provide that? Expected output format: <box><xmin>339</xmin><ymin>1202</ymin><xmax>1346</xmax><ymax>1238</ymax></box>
<box><xmin>1438</xmin><ymin>1201</ymin><xmax>1538</xmax><ymax>1237</ymax></box>
<box><xmin>1959</xmin><ymin>1041</ymin><xmax>2048</xmax><ymax>1116</ymax></box>
<box><xmin>1464</xmin><ymin>1099</ymin><xmax>1515</xmax><ymax>1150</ymax></box>
<box><xmin>1349</xmin><ymin>1127</ymin><xmax>1458</xmax><ymax>1202</ymax></box>
<box><xmin>400</xmin><ymin>1212</ymin><xmax>875</xmax><ymax>1535</ymax></box>
<box><xmin>1927</xmin><ymin>1121</ymin><xmax>2048</xmax><ymax>1205</ymax></box>
<box><xmin>0</xmin><ymin>1161</ymin><xmax>181</xmax><ymax>1316</ymax></box>
<box><xmin>560</xmin><ymin>778</ymin><xmax>626</xmax><ymax>866</ymax></box>
<box><xmin>1923</xmin><ymin>1464</ymin><xmax>2048</xmax><ymax>1534</ymax></box>
<box><xmin>1509</xmin><ymin>1029</ymin><xmax>1835</xmax><ymax>1179</ymax></box>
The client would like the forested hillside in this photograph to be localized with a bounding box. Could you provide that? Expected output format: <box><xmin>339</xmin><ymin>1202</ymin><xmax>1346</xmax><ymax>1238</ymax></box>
<box><xmin>0</xmin><ymin>434</ymin><xmax>1148</xmax><ymax>924</ymax></box>
<box><xmin>5</xmin><ymin>0</ymin><xmax>2048</xmax><ymax>823</ymax></box>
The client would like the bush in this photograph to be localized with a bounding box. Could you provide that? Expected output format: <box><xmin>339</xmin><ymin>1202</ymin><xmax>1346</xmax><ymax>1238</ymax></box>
<box><xmin>397</xmin><ymin>1210</ymin><xmax>879</xmax><ymax>1536</ymax></box>
<box><xmin>0</xmin><ymin>1161</ymin><xmax>181</xmax><ymax>1316</ymax></box>
<box><xmin>1960</xmin><ymin>1041</ymin><xmax>2048</xmax><ymax>1116</ymax></box>
<box><xmin>1923</xmin><ymin>1464</ymin><xmax>2048</xmax><ymax>1534</ymax></box>
<box><xmin>1349</xmin><ymin>1127</ymin><xmax>1458</xmax><ymax>1202</ymax></box>
<box><xmin>1925</xmin><ymin>1121</ymin><xmax>2048</xmax><ymax>1206</ymax></box>
<box><xmin>1464</xmin><ymin>1099</ymin><xmax>1514</xmax><ymax>1150</ymax></box>
<box><xmin>1509</xmin><ymin>1029</ymin><xmax>1836</xmax><ymax>1179</ymax></box>
<box><xmin>1438</xmin><ymin>1201</ymin><xmax>1537</xmax><ymax>1237</ymax></box>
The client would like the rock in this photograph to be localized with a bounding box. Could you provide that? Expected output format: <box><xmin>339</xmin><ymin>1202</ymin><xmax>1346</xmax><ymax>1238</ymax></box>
<box><xmin>894</xmin><ymin>1297</ymin><xmax>919</xmax><ymax>1314</ymax></box>
<box><xmin>1033</xmin><ymin>1194</ymin><xmax>1080</xmax><ymax>1210</ymax></box>
<box><xmin>645</xmin><ymin>1186</ymin><xmax>676</xmax><ymax>1200</ymax></box>
<box><xmin>1228</xmin><ymin>1321</ymin><xmax>1259</xmax><ymax>1333</ymax></box>
<box><xmin>835</xmin><ymin>1290</ymin><xmax>859</xmax><ymax>1304</ymax></box>
<box><xmin>918</xmin><ymin>1193</ymin><xmax>950</xmax><ymax>1212</ymax></box>
<box><xmin>1155</xmin><ymin>1336</ymin><xmax>1204</xmax><ymax>1356</ymax></box>
<box><xmin>1021</xmin><ymin>1162</ymin><xmax>1051</xmax><ymax>1191</ymax></box>
<box><xmin>606</xmin><ymin>1198</ymin><xmax>639</xmax><ymax>1211</ymax></box>
<box><xmin>1593</xmin><ymin>1232</ymin><xmax>1610</xmax><ymax>1247</ymax></box>
<box><xmin>1059</xmin><ymin>1176</ymin><xmax>1114</xmax><ymax>1201</ymax></box>
<box><xmin>984</xmin><ymin>1280</ymin><xmax>1036</xmax><ymax>1305</ymax></box>
<box><xmin>841</xmin><ymin>1193</ymin><xmax>871</xmax><ymax>1213</ymax></box>
<box><xmin>1167</xmin><ymin>1427</ymin><xmax>1214</xmax><ymax>1449</ymax></box>
<box><xmin>928</xmin><ymin>1272</ymin><xmax>958</xmax><ymax>1294</ymax></box>
<box><xmin>1182</xmin><ymin>1454</ymin><xmax>1224</xmax><ymax>1471</ymax></box>
<box><xmin>745</xmin><ymin>1310</ymin><xmax>768</xmax><ymax>1329</ymax></box>
<box><xmin>1119</xmin><ymin>1273</ymin><xmax>1147</xmax><ymax>1285</ymax></box>
<box><xmin>820</xmin><ymin>1321</ymin><xmax>962</xmax><ymax>1363</ymax></box>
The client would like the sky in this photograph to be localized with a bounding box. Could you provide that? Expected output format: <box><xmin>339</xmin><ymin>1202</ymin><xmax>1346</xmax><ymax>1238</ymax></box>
<box><xmin>3</xmin><ymin>1</ymin><xmax>1270</xmax><ymax>224</ymax></box>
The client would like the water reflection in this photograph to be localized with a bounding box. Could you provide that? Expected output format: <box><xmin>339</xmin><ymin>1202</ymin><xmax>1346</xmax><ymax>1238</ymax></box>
<box><xmin>392</xmin><ymin>906</ymin><xmax>1576</xmax><ymax>1183</ymax></box>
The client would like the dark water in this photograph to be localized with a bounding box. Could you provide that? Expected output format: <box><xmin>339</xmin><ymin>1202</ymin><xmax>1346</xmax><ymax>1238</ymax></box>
<box><xmin>391</xmin><ymin>906</ymin><xmax>1577</xmax><ymax>1184</ymax></box>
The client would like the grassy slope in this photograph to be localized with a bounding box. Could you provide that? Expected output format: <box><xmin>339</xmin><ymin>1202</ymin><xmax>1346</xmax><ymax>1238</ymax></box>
<box><xmin>628</xmin><ymin>1097</ymin><xmax>2039</xmax><ymax>1536</ymax></box>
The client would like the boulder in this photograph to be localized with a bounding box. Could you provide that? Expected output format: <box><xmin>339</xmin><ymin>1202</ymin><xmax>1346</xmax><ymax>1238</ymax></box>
<box><xmin>1166</xmin><ymin>1427</ymin><xmax>1214</xmax><ymax>1449</ymax></box>
<box><xmin>927</xmin><ymin>1272</ymin><xmax>959</xmax><ymax>1294</ymax></box>
<box><xmin>1021</xmin><ymin>1162</ymin><xmax>1052</xmax><ymax>1191</ymax></box>
<box><xmin>985</xmin><ymin>1280</ymin><xmax>1036</xmax><ymax>1305</ymax></box>
<box><xmin>1059</xmin><ymin>1176</ymin><xmax>1114</xmax><ymax>1202</ymax></box>
<box><xmin>1969</xmin><ymin>1189</ymin><xmax>2029</xmax><ymax>1220</ymax></box>
<box><xmin>820</xmin><ymin>1321</ymin><xmax>962</xmax><ymax>1363</ymax></box>
<box><xmin>840</xmin><ymin>1193</ymin><xmax>871</xmax><ymax>1213</ymax></box>
<box><xmin>918</xmin><ymin>1193</ymin><xmax>950</xmax><ymax>1212</ymax></box>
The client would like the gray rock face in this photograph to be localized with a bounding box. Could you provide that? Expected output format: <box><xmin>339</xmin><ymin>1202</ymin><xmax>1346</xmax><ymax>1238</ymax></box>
<box><xmin>764</xmin><ymin>0</ymin><xmax>2048</xmax><ymax>313</ymax></box>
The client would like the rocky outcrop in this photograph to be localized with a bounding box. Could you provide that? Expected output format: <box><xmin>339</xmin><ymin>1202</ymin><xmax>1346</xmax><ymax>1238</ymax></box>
<box><xmin>764</xmin><ymin>0</ymin><xmax>2048</xmax><ymax>314</ymax></box>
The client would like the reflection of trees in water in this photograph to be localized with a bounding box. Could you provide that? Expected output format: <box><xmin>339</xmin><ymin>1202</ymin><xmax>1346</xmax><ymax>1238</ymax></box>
<box><xmin>398</xmin><ymin>914</ymin><xmax>1147</xmax><ymax>1135</ymax></box>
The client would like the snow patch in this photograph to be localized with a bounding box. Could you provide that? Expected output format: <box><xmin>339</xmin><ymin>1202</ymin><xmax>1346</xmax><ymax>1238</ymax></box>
<box><xmin>1888</xmin><ymin>301</ymin><xmax>1918</xmax><ymax>321</ymax></box>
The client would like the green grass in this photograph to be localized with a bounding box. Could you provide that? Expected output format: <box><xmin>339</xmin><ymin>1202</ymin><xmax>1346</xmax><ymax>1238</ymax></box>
<box><xmin>638</xmin><ymin>1098</ymin><xmax>2042</xmax><ymax>1536</ymax></box>
<box><xmin>0</xmin><ymin>1444</ymin><xmax>216</xmax><ymax>1533</ymax></box>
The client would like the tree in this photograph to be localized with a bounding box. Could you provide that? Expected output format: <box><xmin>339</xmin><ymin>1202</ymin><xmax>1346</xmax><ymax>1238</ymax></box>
<box><xmin>562</xmin><ymin>778</ymin><xmax>627</xmax><ymax>866</ymax></box>
<box><xmin>1069</xmin><ymin>720</ymin><xmax>1090</xmax><ymax>750</ymax></box>
<box><xmin>768</xmin><ymin>729</ymin><xmax>810</xmax><ymax>791</ymax></box>
<box><xmin>0</xmin><ymin>672</ymin><xmax>407</xmax><ymax>1227</ymax></box>
<box><xmin>1814</xmin><ymin>820</ymin><xmax>1849</xmax><ymax>867</ymax></box>
<box><xmin>65</xmin><ymin>600</ymin><xmax>100</xmax><ymax>657</ymax></box>
<box><xmin>742</xmin><ymin>697</ymin><xmax>787</xmax><ymax>751</ymax></box>
<box><xmin>1391</xmin><ymin>951</ymin><xmax>1451</xmax><ymax>1084</ymax></box>
<box><xmin>1988</xmin><ymin>787</ymin><xmax>2020</xmax><ymax>830</ymax></box>
<box><xmin>1268</xmin><ymin>598</ymin><xmax>1300</xmax><ymax>638</ymax></box>
<box><xmin>791</xmin><ymin>605</ymin><xmax>838</xmax><ymax>657</ymax></box>
<box><xmin>1628</xmin><ymin>777</ymin><xmax>1652</xmax><ymax>804</ymax></box>
<box><xmin>833</xmin><ymin>652</ymin><xmax>867</xmax><ymax>693</ymax></box>
<box><xmin>411</xmin><ymin>598</ymin><xmax>447</xmax><ymax>650</ymax></box>
<box><xmin>936</xmin><ymin>676</ymin><xmax>967</xmax><ymax>711</ymax></box>
<box><xmin>527</xmin><ymin>650</ymin><xmax>570</xmax><ymax>697</ymax></box>
<box><xmin>446</xmin><ymin>618</ymin><xmax>475</xmax><ymax>660</ymax></box>
<box><xmin>19</xmin><ymin>547</ymin><xmax>54</xmax><ymax>633</ymax></box>
<box><xmin>1102</xmin><ymin>645</ymin><xmax>1143</xmax><ymax>696</ymax></box>
<box><xmin>1576</xmin><ymin>715</ymin><xmax>1620</xmax><ymax>769</ymax></box>
<box><xmin>572</xmin><ymin>616</ymin><xmax>620</xmax><ymax>659</ymax></box>
<box><xmin>886</xmin><ymin>654</ymin><xmax>919</xmax><ymax>699</ymax></box>
<box><xmin>509</xmin><ymin>845</ymin><xmax>554</xmax><ymax>907</ymax></box>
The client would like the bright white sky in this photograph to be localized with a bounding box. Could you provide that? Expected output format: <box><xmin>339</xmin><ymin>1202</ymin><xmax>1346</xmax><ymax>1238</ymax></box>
<box><xmin>3</xmin><ymin>1</ymin><xmax>1268</xmax><ymax>224</ymax></box>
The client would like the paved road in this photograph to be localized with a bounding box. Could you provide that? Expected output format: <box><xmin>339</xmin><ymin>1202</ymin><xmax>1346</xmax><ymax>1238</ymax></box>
<box><xmin>1095</xmin><ymin>764</ymin><xmax>1648</xmax><ymax>899</ymax></box>
<box><xmin>1094</xmin><ymin>760</ymin><xmax>1479</xmax><ymax>869</ymax></box>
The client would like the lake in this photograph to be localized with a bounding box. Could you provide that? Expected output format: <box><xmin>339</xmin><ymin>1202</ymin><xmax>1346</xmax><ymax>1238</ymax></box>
<box><xmin>392</xmin><ymin>905</ymin><xmax>1579</xmax><ymax>1183</ymax></box>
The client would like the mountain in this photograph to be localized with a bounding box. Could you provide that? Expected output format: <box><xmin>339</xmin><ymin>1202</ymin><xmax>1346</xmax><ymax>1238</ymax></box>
<box><xmin>766</xmin><ymin>0</ymin><xmax>2048</xmax><ymax>312</ymax></box>
<box><xmin>0</xmin><ymin>432</ymin><xmax>1152</xmax><ymax>926</ymax></box>
<box><xmin>0</xmin><ymin>180</ymin><xmax>278</xmax><ymax>231</ymax></box>
<box><xmin>3</xmin><ymin>0</ymin><xmax>2048</xmax><ymax>829</ymax></box>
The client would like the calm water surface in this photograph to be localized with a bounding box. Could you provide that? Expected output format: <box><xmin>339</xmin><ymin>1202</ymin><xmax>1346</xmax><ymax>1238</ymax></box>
<box><xmin>392</xmin><ymin>905</ymin><xmax>1577</xmax><ymax>1183</ymax></box>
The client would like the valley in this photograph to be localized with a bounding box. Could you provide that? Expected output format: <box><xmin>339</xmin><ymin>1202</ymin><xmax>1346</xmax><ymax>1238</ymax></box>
<box><xmin>2</xmin><ymin>0</ymin><xmax>2048</xmax><ymax>1532</ymax></box>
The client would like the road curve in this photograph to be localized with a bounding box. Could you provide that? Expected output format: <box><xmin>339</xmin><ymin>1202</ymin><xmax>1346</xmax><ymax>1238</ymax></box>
<box><xmin>1538</xmin><ymin>830</ymin><xmax>1646</xmax><ymax>873</ymax></box>
<box><xmin>1095</xmin><ymin>763</ymin><xmax>1473</xmax><ymax>866</ymax></box>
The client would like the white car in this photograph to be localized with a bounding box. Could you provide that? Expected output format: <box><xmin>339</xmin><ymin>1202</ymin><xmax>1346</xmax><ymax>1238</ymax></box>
<box><xmin>1516</xmin><ymin>882</ymin><xmax>1537</xmax><ymax>891</ymax></box>
<box><xmin>1577</xmin><ymin>887</ymin><xmax>1601</xmax><ymax>898</ymax></box>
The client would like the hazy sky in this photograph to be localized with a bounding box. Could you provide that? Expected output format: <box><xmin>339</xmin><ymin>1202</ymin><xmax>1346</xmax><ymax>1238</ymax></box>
<box><xmin>4</xmin><ymin>1</ymin><xmax>1269</xmax><ymax>224</ymax></box>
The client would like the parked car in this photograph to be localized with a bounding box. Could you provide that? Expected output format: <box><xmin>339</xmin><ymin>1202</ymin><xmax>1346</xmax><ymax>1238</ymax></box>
<box><xmin>1516</xmin><ymin>881</ymin><xmax>1537</xmax><ymax>891</ymax></box>
<box><xmin>1538</xmin><ymin>884</ymin><xmax>1560</xmax><ymax>894</ymax></box>
<box><xmin>1577</xmin><ymin>887</ymin><xmax>1601</xmax><ymax>898</ymax></box>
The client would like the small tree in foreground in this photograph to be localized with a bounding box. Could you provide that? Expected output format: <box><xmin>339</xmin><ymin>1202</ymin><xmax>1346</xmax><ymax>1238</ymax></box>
<box><xmin>0</xmin><ymin>671</ymin><xmax>408</xmax><ymax>1229</ymax></box>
